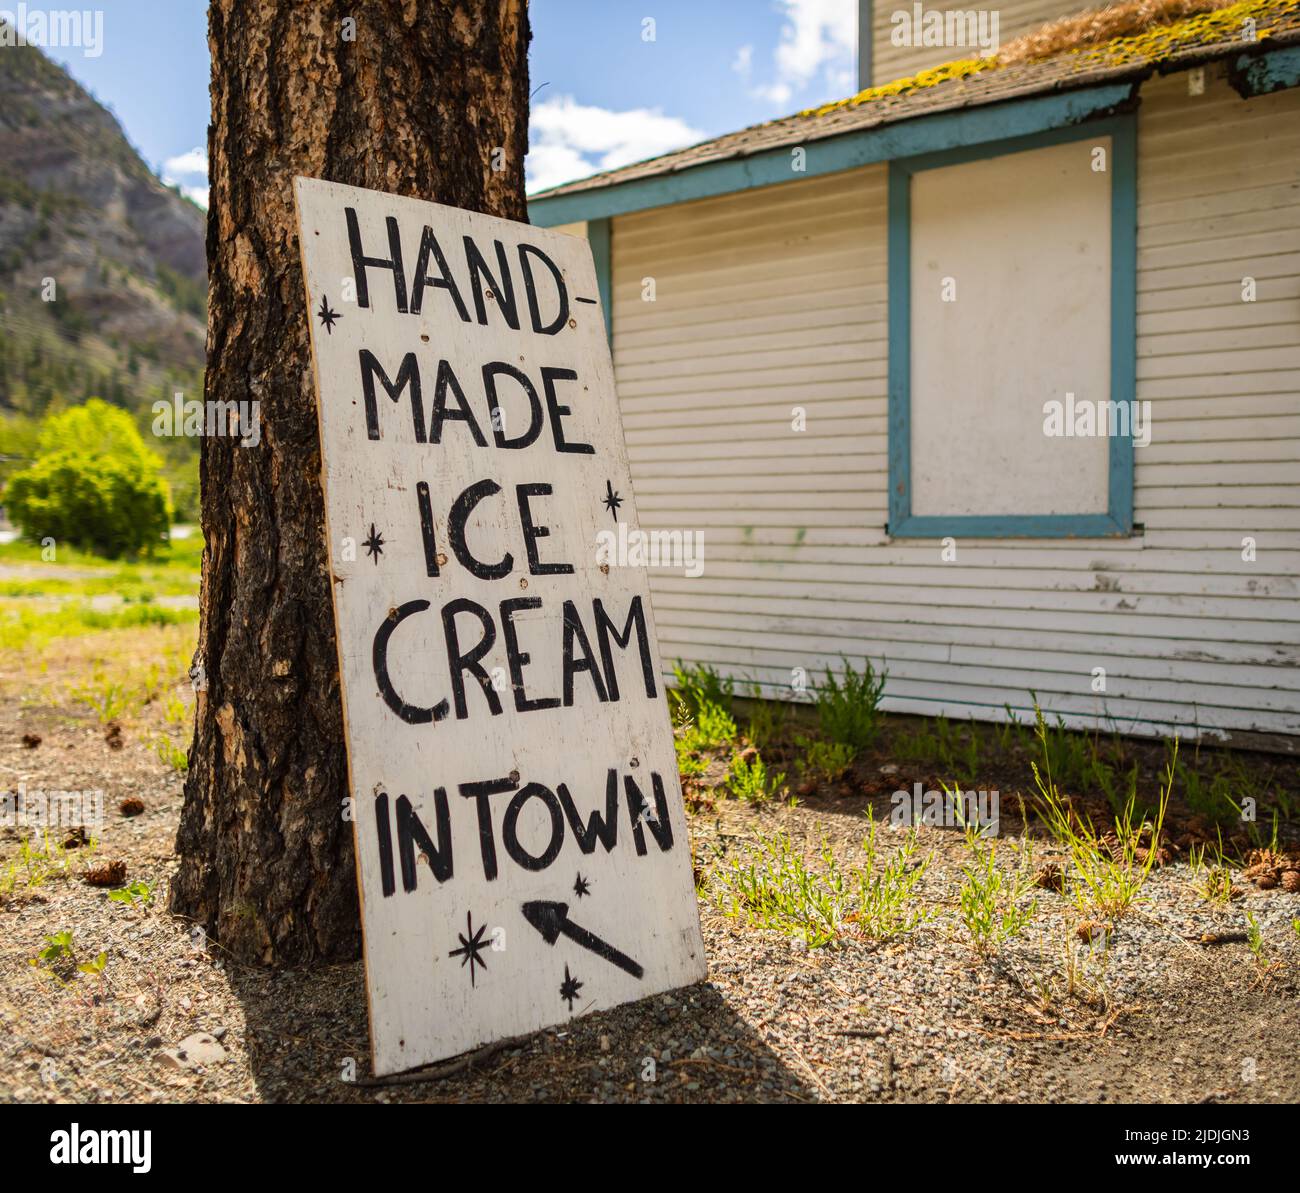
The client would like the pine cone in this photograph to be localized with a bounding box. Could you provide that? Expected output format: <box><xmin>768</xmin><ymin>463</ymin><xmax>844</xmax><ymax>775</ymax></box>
<box><xmin>84</xmin><ymin>860</ymin><xmax>127</xmax><ymax>887</ymax></box>
<box><xmin>1034</xmin><ymin>863</ymin><xmax>1065</xmax><ymax>893</ymax></box>
<box><xmin>1280</xmin><ymin>870</ymin><xmax>1300</xmax><ymax>893</ymax></box>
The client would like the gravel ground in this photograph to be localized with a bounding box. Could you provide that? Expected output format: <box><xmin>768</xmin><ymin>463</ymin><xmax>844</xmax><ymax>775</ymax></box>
<box><xmin>3</xmin><ymin>680</ymin><xmax>1298</xmax><ymax>1105</ymax></box>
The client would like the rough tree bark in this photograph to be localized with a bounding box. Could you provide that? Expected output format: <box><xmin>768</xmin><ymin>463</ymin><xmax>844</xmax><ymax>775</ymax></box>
<box><xmin>171</xmin><ymin>0</ymin><xmax>530</xmax><ymax>964</ymax></box>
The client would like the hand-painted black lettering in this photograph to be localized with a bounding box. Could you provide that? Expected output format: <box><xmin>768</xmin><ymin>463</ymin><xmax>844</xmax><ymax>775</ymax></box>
<box><xmin>556</xmin><ymin>770</ymin><xmax>620</xmax><ymax>854</ymax></box>
<box><xmin>540</xmin><ymin>367</ymin><xmax>594</xmax><ymax>455</ymax></box>
<box><xmin>516</xmin><ymin>483</ymin><xmax>574</xmax><ymax>575</ymax></box>
<box><xmin>464</xmin><ymin>236</ymin><xmax>520</xmax><ymax>330</ymax></box>
<box><xmin>459</xmin><ymin>775</ymin><xmax>518</xmax><ymax>881</ymax></box>
<box><xmin>360</xmin><ymin>349</ymin><xmax>424</xmax><ymax>442</ymax></box>
<box><xmin>410</xmin><ymin>225</ymin><xmax>470</xmax><ymax>321</ymax></box>
<box><xmin>562</xmin><ymin>599</ymin><xmax>609</xmax><ymax>705</ymax></box>
<box><xmin>429</xmin><ymin>358</ymin><xmax>487</xmax><ymax>446</ymax></box>
<box><xmin>442</xmin><ymin>597</ymin><xmax>503</xmax><ymax>718</ymax></box>
<box><xmin>375</xmin><ymin>791</ymin><xmax>395</xmax><ymax>897</ymax></box>
<box><xmin>373</xmin><ymin>599</ymin><xmax>450</xmax><ymax>723</ymax></box>
<box><xmin>345</xmin><ymin>207</ymin><xmax>407</xmax><ymax>312</ymax></box>
<box><xmin>625</xmin><ymin>771</ymin><xmax>674</xmax><ymax>856</ymax></box>
<box><xmin>594</xmin><ymin>595</ymin><xmax>657</xmax><ymax>700</ymax></box>
<box><xmin>518</xmin><ymin>242</ymin><xmax>570</xmax><ymax>335</ymax></box>
<box><xmin>417</xmin><ymin>481</ymin><xmax>439</xmax><ymax>577</ymax></box>
<box><xmin>502</xmin><ymin>782</ymin><xmax>565</xmax><ymax>871</ymax></box>
<box><xmin>482</xmin><ymin>362</ymin><xmax>543</xmax><ymax>450</ymax></box>
<box><xmin>500</xmin><ymin>597</ymin><xmax>561</xmax><ymax>713</ymax></box>
<box><xmin>396</xmin><ymin>789</ymin><xmax>453</xmax><ymax>889</ymax></box>
<box><xmin>447</xmin><ymin>479</ymin><xmax>512</xmax><ymax>580</ymax></box>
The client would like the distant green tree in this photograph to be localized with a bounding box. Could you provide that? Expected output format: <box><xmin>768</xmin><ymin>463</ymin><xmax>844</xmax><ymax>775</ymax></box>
<box><xmin>3</xmin><ymin>398</ymin><xmax>171</xmax><ymax>557</ymax></box>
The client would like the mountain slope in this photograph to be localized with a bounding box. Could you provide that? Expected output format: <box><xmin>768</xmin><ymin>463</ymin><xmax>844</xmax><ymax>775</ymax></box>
<box><xmin>0</xmin><ymin>35</ymin><xmax>206</xmax><ymax>419</ymax></box>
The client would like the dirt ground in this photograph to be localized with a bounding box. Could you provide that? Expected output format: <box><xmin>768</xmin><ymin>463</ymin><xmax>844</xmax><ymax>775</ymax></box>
<box><xmin>2</xmin><ymin>646</ymin><xmax>1298</xmax><ymax>1104</ymax></box>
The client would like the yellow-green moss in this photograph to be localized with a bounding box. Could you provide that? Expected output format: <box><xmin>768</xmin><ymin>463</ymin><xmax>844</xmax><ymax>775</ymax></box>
<box><xmin>802</xmin><ymin>57</ymin><xmax>995</xmax><ymax>118</ymax></box>
<box><xmin>1072</xmin><ymin>0</ymin><xmax>1296</xmax><ymax>67</ymax></box>
<box><xmin>800</xmin><ymin>0</ymin><xmax>1295</xmax><ymax>120</ymax></box>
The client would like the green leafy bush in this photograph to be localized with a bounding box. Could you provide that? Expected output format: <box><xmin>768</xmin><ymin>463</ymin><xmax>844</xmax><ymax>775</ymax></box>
<box><xmin>3</xmin><ymin>398</ymin><xmax>171</xmax><ymax>558</ymax></box>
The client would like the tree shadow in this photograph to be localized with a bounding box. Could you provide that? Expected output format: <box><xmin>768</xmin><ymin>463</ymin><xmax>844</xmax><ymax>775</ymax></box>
<box><xmin>228</xmin><ymin>961</ymin><xmax>818</xmax><ymax>1103</ymax></box>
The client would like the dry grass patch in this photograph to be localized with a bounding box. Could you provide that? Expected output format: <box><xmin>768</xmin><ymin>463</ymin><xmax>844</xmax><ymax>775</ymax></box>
<box><xmin>996</xmin><ymin>0</ymin><xmax>1237</xmax><ymax>65</ymax></box>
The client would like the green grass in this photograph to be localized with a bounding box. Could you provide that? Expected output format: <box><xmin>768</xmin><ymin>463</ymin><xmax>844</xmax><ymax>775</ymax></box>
<box><xmin>1030</xmin><ymin>707</ymin><xmax>1174</xmax><ymax>921</ymax></box>
<box><xmin>0</xmin><ymin>600</ymin><xmax>197</xmax><ymax>652</ymax></box>
<box><xmin>0</xmin><ymin>528</ymin><xmax>202</xmax><ymax>572</ymax></box>
<box><xmin>712</xmin><ymin>816</ymin><xmax>931</xmax><ymax>948</ymax></box>
<box><xmin>957</xmin><ymin>827</ymin><xmax>1038</xmax><ymax>952</ymax></box>
<box><xmin>0</xmin><ymin>831</ymin><xmax>93</xmax><ymax>896</ymax></box>
<box><xmin>0</xmin><ymin>527</ymin><xmax>200</xmax><ymax>651</ymax></box>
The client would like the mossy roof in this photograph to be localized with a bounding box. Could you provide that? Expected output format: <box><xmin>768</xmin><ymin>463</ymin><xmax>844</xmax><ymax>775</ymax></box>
<box><xmin>530</xmin><ymin>0</ymin><xmax>1300</xmax><ymax>201</ymax></box>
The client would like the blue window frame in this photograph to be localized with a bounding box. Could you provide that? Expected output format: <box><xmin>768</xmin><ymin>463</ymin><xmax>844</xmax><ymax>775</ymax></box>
<box><xmin>887</xmin><ymin>114</ymin><xmax>1137</xmax><ymax>539</ymax></box>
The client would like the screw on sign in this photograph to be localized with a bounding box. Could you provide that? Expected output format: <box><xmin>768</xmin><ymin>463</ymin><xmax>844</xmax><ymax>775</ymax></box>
<box><xmin>295</xmin><ymin>179</ymin><xmax>706</xmax><ymax>1075</ymax></box>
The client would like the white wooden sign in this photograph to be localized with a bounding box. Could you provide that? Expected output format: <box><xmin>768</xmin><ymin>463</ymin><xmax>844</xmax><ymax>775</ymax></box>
<box><xmin>294</xmin><ymin>178</ymin><xmax>706</xmax><ymax>1075</ymax></box>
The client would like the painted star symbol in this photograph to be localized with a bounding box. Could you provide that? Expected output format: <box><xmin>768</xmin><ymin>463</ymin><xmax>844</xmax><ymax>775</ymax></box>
<box><xmin>316</xmin><ymin>295</ymin><xmax>341</xmax><ymax>334</ymax></box>
<box><xmin>449</xmin><ymin>912</ymin><xmax>490</xmax><ymax>987</ymax></box>
<box><xmin>602</xmin><ymin>479</ymin><xmax>623</xmax><ymax>519</ymax></box>
<box><xmin>362</xmin><ymin>523</ymin><xmax>385</xmax><ymax>563</ymax></box>
<box><xmin>573</xmin><ymin>872</ymin><xmax>591</xmax><ymax>898</ymax></box>
<box><xmin>559</xmin><ymin>964</ymin><xmax>583</xmax><ymax>1012</ymax></box>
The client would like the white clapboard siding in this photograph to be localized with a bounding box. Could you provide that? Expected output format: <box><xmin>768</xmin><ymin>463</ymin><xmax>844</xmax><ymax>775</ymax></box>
<box><xmin>603</xmin><ymin>69</ymin><xmax>1300</xmax><ymax>742</ymax></box>
<box><xmin>871</xmin><ymin>0</ymin><xmax>1092</xmax><ymax>86</ymax></box>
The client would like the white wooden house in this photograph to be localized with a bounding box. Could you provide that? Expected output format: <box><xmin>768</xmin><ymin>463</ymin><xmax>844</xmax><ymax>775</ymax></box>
<box><xmin>529</xmin><ymin>3</ymin><xmax>1300</xmax><ymax>749</ymax></box>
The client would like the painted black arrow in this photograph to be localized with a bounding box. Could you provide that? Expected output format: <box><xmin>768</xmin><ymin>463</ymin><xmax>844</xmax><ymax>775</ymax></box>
<box><xmin>521</xmin><ymin>900</ymin><xmax>644</xmax><ymax>979</ymax></box>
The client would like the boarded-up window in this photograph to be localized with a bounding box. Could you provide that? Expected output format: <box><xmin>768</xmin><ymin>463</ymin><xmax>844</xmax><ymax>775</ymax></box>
<box><xmin>909</xmin><ymin>137</ymin><xmax>1112</xmax><ymax>518</ymax></box>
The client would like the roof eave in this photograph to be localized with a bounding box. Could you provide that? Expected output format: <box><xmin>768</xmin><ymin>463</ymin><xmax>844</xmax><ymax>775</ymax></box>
<box><xmin>528</xmin><ymin>39</ymin><xmax>1300</xmax><ymax>228</ymax></box>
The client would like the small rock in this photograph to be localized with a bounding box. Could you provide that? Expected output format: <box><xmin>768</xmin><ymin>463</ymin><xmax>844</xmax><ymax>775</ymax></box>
<box><xmin>158</xmin><ymin>1031</ymin><xmax>227</xmax><ymax>1070</ymax></box>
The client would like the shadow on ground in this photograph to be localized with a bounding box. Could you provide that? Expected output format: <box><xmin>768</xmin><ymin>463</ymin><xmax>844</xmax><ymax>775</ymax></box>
<box><xmin>228</xmin><ymin>963</ymin><xmax>817</xmax><ymax>1103</ymax></box>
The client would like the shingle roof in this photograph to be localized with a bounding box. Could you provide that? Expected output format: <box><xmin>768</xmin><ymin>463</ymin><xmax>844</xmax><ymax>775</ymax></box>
<box><xmin>531</xmin><ymin>0</ymin><xmax>1300</xmax><ymax>201</ymax></box>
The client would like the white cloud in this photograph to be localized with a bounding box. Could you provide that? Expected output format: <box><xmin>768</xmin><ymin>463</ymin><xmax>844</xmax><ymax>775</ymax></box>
<box><xmin>162</xmin><ymin>146</ymin><xmax>209</xmax><ymax>209</ymax></box>
<box><xmin>750</xmin><ymin>0</ymin><xmax>857</xmax><ymax>109</ymax></box>
<box><xmin>163</xmin><ymin>147</ymin><xmax>206</xmax><ymax>176</ymax></box>
<box><xmin>751</xmin><ymin>81</ymin><xmax>794</xmax><ymax>105</ymax></box>
<box><xmin>731</xmin><ymin>43</ymin><xmax>753</xmax><ymax>75</ymax></box>
<box><xmin>526</xmin><ymin>95</ymin><xmax>704</xmax><ymax>194</ymax></box>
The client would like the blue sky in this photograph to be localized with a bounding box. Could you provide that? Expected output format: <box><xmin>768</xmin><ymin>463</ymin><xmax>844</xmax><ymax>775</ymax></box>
<box><xmin>41</xmin><ymin>0</ymin><xmax>860</xmax><ymax>204</ymax></box>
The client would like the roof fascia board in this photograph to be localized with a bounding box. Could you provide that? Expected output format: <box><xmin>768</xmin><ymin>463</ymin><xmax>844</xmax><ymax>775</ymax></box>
<box><xmin>529</xmin><ymin>80</ymin><xmax>1135</xmax><ymax>226</ymax></box>
<box><xmin>1230</xmin><ymin>42</ymin><xmax>1300</xmax><ymax>95</ymax></box>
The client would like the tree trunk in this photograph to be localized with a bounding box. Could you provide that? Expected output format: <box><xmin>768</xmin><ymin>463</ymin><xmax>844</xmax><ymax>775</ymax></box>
<box><xmin>171</xmin><ymin>0</ymin><xmax>530</xmax><ymax>964</ymax></box>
